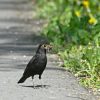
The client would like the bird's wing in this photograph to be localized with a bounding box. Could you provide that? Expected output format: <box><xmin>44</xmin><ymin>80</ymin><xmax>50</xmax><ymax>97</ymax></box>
<box><xmin>23</xmin><ymin>54</ymin><xmax>39</xmax><ymax>76</ymax></box>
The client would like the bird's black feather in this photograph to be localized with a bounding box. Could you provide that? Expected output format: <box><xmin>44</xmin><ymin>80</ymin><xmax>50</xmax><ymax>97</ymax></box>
<box><xmin>18</xmin><ymin>43</ymin><xmax>48</xmax><ymax>84</ymax></box>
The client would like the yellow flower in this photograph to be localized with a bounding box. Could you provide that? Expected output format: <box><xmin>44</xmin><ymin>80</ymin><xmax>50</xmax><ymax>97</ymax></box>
<box><xmin>88</xmin><ymin>16</ymin><xmax>97</xmax><ymax>25</ymax></box>
<box><xmin>82</xmin><ymin>0</ymin><xmax>89</xmax><ymax>8</ymax></box>
<box><xmin>75</xmin><ymin>11</ymin><xmax>81</xmax><ymax>17</ymax></box>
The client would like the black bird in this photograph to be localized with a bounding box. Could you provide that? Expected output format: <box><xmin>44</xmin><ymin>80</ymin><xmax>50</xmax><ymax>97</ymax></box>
<box><xmin>18</xmin><ymin>43</ymin><xmax>52</xmax><ymax>84</ymax></box>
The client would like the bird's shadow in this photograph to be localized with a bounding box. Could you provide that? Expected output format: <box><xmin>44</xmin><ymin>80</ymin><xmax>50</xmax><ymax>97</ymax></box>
<box><xmin>20</xmin><ymin>84</ymin><xmax>50</xmax><ymax>89</ymax></box>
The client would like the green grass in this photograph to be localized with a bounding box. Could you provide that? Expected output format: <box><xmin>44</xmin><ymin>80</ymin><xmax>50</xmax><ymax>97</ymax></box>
<box><xmin>35</xmin><ymin>0</ymin><xmax>100</xmax><ymax>90</ymax></box>
<box><xmin>58</xmin><ymin>45</ymin><xmax>100</xmax><ymax>89</ymax></box>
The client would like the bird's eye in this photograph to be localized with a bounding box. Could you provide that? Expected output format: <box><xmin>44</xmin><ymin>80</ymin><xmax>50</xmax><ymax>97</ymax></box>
<box><xmin>41</xmin><ymin>44</ymin><xmax>46</xmax><ymax>48</ymax></box>
<box><xmin>43</xmin><ymin>44</ymin><xmax>46</xmax><ymax>47</ymax></box>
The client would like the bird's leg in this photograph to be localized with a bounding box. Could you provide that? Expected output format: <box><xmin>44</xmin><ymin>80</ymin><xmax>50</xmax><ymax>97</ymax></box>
<box><xmin>32</xmin><ymin>76</ymin><xmax>34</xmax><ymax>88</ymax></box>
<box><xmin>39</xmin><ymin>75</ymin><xmax>41</xmax><ymax>80</ymax></box>
<box><xmin>39</xmin><ymin>75</ymin><xmax>43</xmax><ymax>87</ymax></box>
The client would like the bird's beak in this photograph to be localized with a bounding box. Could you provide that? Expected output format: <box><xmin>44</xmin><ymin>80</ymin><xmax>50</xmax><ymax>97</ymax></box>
<box><xmin>46</xmin><ymin>44</ymin><xmax>53</xmax><ymax>52</ymax></box>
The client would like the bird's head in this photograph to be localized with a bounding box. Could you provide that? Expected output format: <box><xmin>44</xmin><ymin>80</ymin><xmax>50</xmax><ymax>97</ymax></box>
<box><xmin>40</xmin><ymin>43</ymin><xmax>52</xmax><ymax>51</ymax></box>
<box><xmin>37</xmin><ymin>43</ymin><xmax>52</xmax><ymax>54</ymax></box>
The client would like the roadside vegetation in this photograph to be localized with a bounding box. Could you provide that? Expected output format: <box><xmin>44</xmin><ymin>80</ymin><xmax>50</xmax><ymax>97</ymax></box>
<box><xmin>35</xmin><ymin>0</ymin><xmax>100</xmax><ymax>91</ymax></box>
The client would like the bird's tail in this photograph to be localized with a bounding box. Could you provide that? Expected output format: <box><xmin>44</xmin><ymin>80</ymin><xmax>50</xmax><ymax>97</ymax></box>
<box><xmin>18</xmin><ymin>76</ymin><xmax>26</xmax><ymax>83</ymax></box>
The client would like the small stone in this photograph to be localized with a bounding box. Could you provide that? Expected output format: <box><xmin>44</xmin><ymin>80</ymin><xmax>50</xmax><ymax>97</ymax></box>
<box><xmin>23</xmin><ymin>55</ymin><xmax>26</xmax><ymax>57</ymax></box>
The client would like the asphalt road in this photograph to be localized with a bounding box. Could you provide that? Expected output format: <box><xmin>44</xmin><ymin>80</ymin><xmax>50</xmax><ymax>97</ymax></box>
<box><xmin>0</xmin><ymin>0</ymin><xmax>97</xmax><ymax>100</ymax></box>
